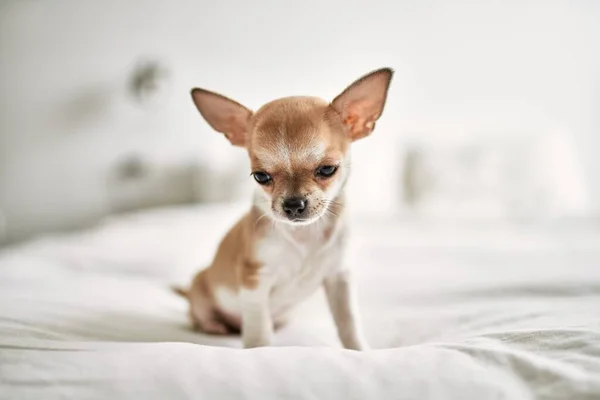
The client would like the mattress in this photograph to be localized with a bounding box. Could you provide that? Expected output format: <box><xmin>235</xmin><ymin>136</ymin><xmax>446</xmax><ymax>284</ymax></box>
<box><xmin>1</xmin><ymin>203</ymin><xmax>600</xmax><ymax>399</ymax></box>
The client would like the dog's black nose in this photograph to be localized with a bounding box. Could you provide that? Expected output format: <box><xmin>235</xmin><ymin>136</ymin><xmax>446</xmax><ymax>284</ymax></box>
<box><xmin>283</xmin><ymin>197</ymin><xmax>307</xmax><ymax>217</ymax></box>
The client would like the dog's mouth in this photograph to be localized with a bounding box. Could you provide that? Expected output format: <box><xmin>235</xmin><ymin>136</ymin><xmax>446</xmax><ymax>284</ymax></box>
<box><xmin>287</xmin><ymin>216</ymin><xmax>320</xmax><ymax>225</ymax></box>
<box><xmin>274</xmin><ymin>209</ymin><xmax>326</xmax><ymax>226</ymax></box>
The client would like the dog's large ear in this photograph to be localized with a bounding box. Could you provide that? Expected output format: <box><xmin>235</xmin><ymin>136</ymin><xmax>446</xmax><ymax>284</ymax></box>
<box><xmin>331</xmin><ymin>68</ymin><xmax>393</xmax><ymax>142</ymax></box>
<box><xmin>191</xmin><ymin>88</ymin><xmax>253</xmax><ymax>147</ymax></box>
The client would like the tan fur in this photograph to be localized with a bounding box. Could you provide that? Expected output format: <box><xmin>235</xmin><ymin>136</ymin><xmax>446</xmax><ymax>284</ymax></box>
<box><xmin>181</xmin><ymin>68</ymin><xmax>393</xmax><ymax>347</ymax></box>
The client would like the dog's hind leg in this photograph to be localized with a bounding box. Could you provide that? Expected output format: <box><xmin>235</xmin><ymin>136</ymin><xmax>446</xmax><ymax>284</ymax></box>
<box><xmin>186</xmin><ymin>274</ymin><xmax>229</xmax><ymax>335</ymax></box>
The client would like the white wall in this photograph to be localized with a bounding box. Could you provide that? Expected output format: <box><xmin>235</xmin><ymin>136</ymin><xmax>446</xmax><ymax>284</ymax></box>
<box><xmin>0</xmin><ymin>0</ymin><xmax>598</xmax><ymax>242</ymax></box>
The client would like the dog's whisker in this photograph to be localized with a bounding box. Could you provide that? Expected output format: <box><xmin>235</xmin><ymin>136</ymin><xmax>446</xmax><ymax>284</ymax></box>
<box><xmin>326</xmin><ymin>208</ymin><xmax>339</xmax><ymax>218</ymax></box>
<box><xmin>253</xmin><ymin>212</ymin><xmax>270</xmax><ymax>229</ymax></box>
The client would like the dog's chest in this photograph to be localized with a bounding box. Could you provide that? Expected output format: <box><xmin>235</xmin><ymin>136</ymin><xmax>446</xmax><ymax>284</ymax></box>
<box><xmin>258</xmin><ymin>226</ymin><xmax>342</xmax><ymax>314</ymax></box>
<box><xmin>212</xmin><ymin>224</ymin><xmax>344</xmax><ymax>320</ymax></box>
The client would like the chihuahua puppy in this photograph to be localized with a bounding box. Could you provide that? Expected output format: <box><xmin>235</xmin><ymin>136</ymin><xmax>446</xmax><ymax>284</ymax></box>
<box><xmin>176</xmin><ymin>68</ymin><xmax>393</xmax><ymax>350</ymax></box>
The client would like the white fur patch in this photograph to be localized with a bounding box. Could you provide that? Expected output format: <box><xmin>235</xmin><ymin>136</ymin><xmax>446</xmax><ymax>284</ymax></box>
<box><xmin>253</xmin><ymin>220</ymin><xmax>344</xmax><ymax>318</ymax></box>
<box><xmin>325</xmin><ymin>151</ymin><xmax>351</xmax><ymax>200</ymax></box>
<box><xmin>279</xmin><ymin>142</ymin><xmax>293</xmax><ymax>173</ymax></box>
<box><xmin>297</xmin><ymin>142</ymin><xmax>326</xmax><ymax>163</ymax></box>
<box><xmin>213</xmin><ymin>286</ymin><xmax>240</xmax><ymax>316</ymax></box>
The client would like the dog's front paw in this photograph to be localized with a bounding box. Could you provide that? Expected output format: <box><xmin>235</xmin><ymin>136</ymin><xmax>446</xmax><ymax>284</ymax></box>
<box><xmin>346</xmin><ymin>342</ymin><xmax>370</xmax><ymax>351</ymax></box>
<box><xmin>243</xmin><ymin>338</ymin><xmax>270</xmax><ymax>349</ymax></box>
<box><xmin>340</xmin><ymin>335</ymin><xmax>371</xmax><ymax>351</ymax></box>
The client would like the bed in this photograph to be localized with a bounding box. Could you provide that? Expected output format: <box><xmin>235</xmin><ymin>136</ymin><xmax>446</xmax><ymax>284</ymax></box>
<box><xmin>1</xmin><ymin>202</ymin><xmax>600</xmax><ymax>399</ymax></box>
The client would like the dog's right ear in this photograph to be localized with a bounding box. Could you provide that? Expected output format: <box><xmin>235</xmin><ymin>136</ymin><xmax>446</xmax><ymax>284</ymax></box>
<box><xmin>331</xmin><ymin>68</ymin><xmax>393</xmax><ymax>142</ymax></box>
<box><xmin>191</xmin><ymin>88</ymin><xmax>253</xmax><ymax>147</ymax></box>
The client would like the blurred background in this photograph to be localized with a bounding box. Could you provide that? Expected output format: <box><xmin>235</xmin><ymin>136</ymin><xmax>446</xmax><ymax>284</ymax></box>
<box><xmin>1</xmin><ymin>0</ymin><xmax>599</xmax><ymax>245</ymax></box>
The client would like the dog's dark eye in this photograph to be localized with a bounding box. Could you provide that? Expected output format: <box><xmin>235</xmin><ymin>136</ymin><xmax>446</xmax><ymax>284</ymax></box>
<box><xmin>252</xmin><ymin>171</ymin><xmax>272</xmax><ymax>184</ymax></box>
<box><xmin>316</xmin><ymin>165</ymin><xmax>338</xmax><ymax>178</ymax></box>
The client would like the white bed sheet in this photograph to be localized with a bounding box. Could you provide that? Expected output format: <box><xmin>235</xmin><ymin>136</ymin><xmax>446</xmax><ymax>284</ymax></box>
<box><xmin>1</xmin><ymin>203</ymin><xmax>600</xmax><ymax>399</ymax></box>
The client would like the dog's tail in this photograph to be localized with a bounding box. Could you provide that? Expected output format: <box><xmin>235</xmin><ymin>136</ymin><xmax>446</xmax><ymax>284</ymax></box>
<box><xmin>171</xmin><ymin>285</ymin><xmax>189</xmax><ymax>298</ymax></box>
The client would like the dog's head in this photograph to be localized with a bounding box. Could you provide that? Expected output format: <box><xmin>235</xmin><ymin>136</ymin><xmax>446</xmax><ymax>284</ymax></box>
<box><xmin>191</xmin><ymin>68</ymin><xmax>393</xmax><ymax>225</ymax></box>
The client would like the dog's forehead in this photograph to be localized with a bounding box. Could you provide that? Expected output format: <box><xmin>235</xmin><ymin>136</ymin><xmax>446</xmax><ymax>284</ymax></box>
<box><xmin>249</xmin><ymin>97</ymin><xmax>343</xmax><ymax>166</ymax></box>
<box><xmin>252</xmin><ymin>97</ymin><xmax>328</xmax><ymax>140</ymax></box>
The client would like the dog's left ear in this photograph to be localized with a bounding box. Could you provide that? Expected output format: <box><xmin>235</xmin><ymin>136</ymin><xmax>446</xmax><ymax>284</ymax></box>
<box><xmin>191</xmin><ymin>88</ymin><xmax>253</xmax><ymax>147</ymax></box>
<box><xmin>331</xmin><ymin>68</ymin><xmax>393</xmax><ymax>141</ymax></box>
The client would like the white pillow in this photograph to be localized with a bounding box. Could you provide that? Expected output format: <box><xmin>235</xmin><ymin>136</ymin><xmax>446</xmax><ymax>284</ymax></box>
<box><xmin>399</xmin><ymin>131</ymin><xmax>591</xmax><ymax>220</ymax></box>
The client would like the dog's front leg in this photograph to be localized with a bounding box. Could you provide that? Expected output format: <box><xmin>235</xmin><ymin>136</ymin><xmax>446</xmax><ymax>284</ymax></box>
<box><xmin>324</xmin><ymin>268</ymin><xmax>370</xmax><ymax>351</ymax></box>
<box><xmin>240</xmin><ymin>281</ymin><xmax>273</xmax><ymax>348</ymax></box>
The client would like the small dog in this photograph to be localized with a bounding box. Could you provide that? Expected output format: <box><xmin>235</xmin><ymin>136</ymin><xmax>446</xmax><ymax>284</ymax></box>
<box><xmin>175</xmin><ymin>68</ymin><xmax>393</xmax><ymax>350</ymax></box>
